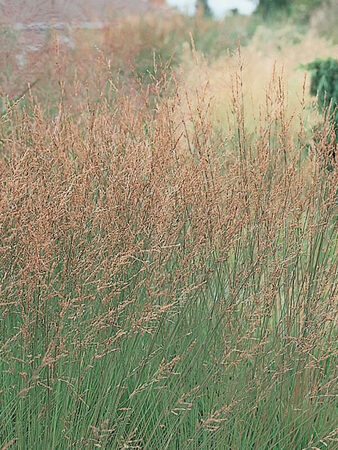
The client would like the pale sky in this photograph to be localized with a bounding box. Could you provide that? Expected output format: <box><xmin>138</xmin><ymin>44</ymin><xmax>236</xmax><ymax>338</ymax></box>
<box><xmin>167</xmin><ymin>0</ymin><xmax>257</xmax><ymax>17</ymax></box>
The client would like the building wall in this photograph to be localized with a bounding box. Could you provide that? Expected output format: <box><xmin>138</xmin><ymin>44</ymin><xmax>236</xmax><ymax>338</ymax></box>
<box><xmin>0</xmin><ymin>0</ymin><xmax>165</xmax><ymax>25</ymax></box>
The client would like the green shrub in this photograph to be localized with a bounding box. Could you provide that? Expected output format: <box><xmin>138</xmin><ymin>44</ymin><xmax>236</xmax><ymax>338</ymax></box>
<box><xmin>305</xmin><ymin>58</ymin><xmax>338</xmax><ymax>117</ymax></box>
<box><xmin>305</xmin><ymin>57</ymin><xmax>338</xmax><ymax>141</ymax></box>
<box><xmin>305</xmin><ymin>57</ymin><xmax>337</xmax><ymax>167</ymax></box>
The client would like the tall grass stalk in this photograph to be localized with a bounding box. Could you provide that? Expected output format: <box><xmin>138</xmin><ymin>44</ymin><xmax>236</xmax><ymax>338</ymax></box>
<box><xmin>0</xmin><ymin>38</ymin><xmax>337</xmax><ymax>449</ymax></box>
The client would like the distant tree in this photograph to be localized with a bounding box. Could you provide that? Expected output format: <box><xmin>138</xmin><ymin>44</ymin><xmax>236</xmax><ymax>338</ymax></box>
<box><xmin>253</xmin><ymin>0</ymin><xmax>326</xmax><ymax>20</ymax></box>
<box><xmin>255</xmin><ymin>0</ymin><xmax>291</xmax><ymax>18</ymax></box>
<box><xmin>291</xmin><ymin>0</ymin><xmax>326</xmax><ymax>23</ymax></box>
<box><xmin>196</xmin><ymin>0</ymin><xmax>212</xmax><ymax>18</ymax></box>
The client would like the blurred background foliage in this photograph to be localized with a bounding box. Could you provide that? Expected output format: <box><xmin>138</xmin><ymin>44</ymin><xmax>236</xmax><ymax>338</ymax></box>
<box><xmin>0</xmin><ymin>0</ymin><xmax>337</xmax><ymax>108</ymax></box>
